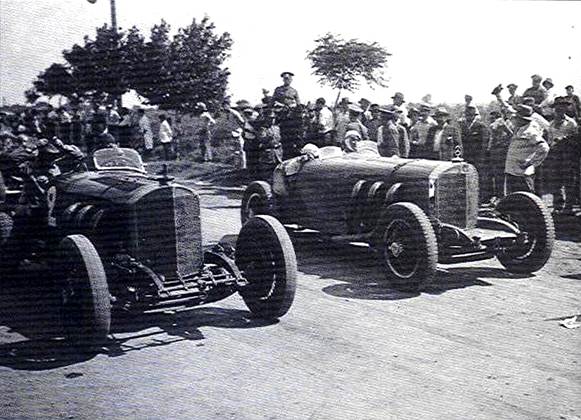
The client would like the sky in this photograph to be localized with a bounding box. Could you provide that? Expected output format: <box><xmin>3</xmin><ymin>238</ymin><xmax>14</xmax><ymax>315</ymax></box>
<box><xmin>1</xmin><ymin>0</ymin><xmax>580</xmax><ymax>106</ymax></box>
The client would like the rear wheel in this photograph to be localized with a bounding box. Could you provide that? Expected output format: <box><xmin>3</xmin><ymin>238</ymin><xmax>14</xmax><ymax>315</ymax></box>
<box><xmin>57</xmin><ymin>235</ymin><xmax>111</xmax><ymax>352</ymax></box>
<box><xmin>496</xmin><ymin>192</ymin><xmax>554</xmax><ymax>273</ymax></box>
<box><xmin>378</xmin><ymin>203</ymin><xmax>438</xmax><ymax>292</ymax></box>
<box><xmin>235</xmin><ymin>215</ymin><xmax>296</xmax><ymax>319</ymax></box>
<box><xmin>241</xmin><ymin>181</ymin><xmax>274</xmax><ymax>225</ymax></box>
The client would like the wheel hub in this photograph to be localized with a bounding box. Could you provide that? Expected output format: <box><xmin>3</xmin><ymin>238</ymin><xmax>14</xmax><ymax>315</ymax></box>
<box><xmin>388</xmin><ymin>242</ymin><xmax>404</xmax><ymax>258</ymax></box>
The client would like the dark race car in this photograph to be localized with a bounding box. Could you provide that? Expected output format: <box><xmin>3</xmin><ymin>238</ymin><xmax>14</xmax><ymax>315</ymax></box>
<box><xmin>0</xmin><ymin>147</ymin><xmax>296</xmax><ymax>351</ymax></box>
<box><xmin>241</xmin><ymin>144</ymin><xmax>554</xmax><ymax>292</ymax></box>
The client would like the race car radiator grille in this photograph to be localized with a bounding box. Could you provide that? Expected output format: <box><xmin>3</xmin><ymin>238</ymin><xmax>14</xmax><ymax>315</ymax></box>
<box><xmin>135</xmin><ymin>187</ymin><xmax>202</xmax><ymax>280</ymax></box>
<box><xmin>436</xmin><ymin>165</ymin><xmax>478</xmax><ymax>229</ymax></box>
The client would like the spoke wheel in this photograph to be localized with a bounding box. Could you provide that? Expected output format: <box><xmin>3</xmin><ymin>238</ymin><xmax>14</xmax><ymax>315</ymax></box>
<box><xmin>379</xmin><ymin>203</ymin><xmax>438</xmax><ymax>292</ymax></box>
<box><xmin>496</xmin><ymin>192</ymin><xmax>554</xmax><ymax>273</ymax></box>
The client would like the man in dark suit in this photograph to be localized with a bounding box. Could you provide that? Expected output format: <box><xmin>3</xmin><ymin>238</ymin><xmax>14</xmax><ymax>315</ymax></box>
<box><xmin>425</xmin><ymin>108</ymin><xmax>462</xmax><ymax>161</ymax></box>
<box><xmin>459</xmin><ymin>105</ymin><xmax>490</xmax><ymax>202</ymax></box>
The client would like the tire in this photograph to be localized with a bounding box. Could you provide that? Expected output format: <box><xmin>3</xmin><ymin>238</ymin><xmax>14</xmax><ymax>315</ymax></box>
<box><xmin>57</xmin><ymin>234</ymin><xmax>111</xmax><ymax>352</ymax></box>
<box><xmin>378</xmin><ymin>203</ymin><xmax>438</xmax><ymax>292</ymax></box>
<box><xmin>495</xmin><ymin>192</ymin><xmax>554</xmax><ymax>273</ymax></box>
<box><xmin>235</xmin><ymin>215</ymin><xmax>297</xmax><ymax>319</ymax></box>
<box><xmin>241</xmin><ymin>181</ymin><xmax>275</xmax><ymax>225</ymax></box>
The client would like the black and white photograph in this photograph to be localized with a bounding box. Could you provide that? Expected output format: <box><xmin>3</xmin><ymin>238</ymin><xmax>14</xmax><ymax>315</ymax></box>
<box><xmin>0</xmin><ymin>0</ymin><xmax>580</xmax><ymax>418</ymax></box>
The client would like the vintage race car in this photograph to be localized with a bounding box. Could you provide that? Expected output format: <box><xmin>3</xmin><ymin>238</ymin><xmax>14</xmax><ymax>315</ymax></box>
<box><xmin>241</xmin><ymin>144</ymin><xmax>555</xmax><ymax>292</ymax></box>
<box><xmin>0</xmin><ymin>147</ymin><xmax>296</xmax><ymax>351</ymax></box>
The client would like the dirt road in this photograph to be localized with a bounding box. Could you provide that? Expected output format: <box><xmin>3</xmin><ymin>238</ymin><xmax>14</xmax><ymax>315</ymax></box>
<box><xmin>0</xmin><ymin>183</ymin><xmax>579</xmax><ymax>420</ymax></box>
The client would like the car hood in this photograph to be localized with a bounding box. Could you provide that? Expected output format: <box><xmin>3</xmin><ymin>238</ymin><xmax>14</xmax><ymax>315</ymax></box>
<box><xmin>54</xmin><ymin>170</ymin><xmax>172</xmax><ymax>204</ymax></box>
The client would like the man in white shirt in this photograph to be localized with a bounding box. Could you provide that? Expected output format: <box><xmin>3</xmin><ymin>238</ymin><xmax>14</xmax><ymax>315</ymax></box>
<box><xmin>313</xmin><ymin>97</ymin><xmax>334</xmax><ymax>146</ymax></box>
<box><xmin>504</xmin><ymin>105</ymin><xmax>549</xmax><ymax>194</ymax></box>
<box><xmin>196</xmin><ymin>102</ymin><xmax>216</xmax><ymax>162</ymax></box>
<box><xmin>137</xmin><ymin>109</ymin><xmax>153</xmax><ymax>158</ymax></box>
<box><xmin>158</xmin><ymin>114</ymin><xmax>173</xmax><ymax>160</ymax></box>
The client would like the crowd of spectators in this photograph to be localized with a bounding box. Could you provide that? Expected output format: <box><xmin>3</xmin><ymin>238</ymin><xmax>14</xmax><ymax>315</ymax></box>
<box><xmin>1</xmin><ymin>72</ymin><xmax>580</xmax><ymax>215</ymax></box>
<box><xmin>224</xmin><ymin>72</ymin><xmax>580</xmax><ymax>214</ymax></box>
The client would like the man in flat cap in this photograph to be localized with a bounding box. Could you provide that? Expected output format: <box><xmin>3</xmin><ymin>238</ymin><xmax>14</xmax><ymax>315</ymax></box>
<box><xmin>504</xmin><ymin>104</ymin><xmax>549</xmax><ymax>194</ymax></box>
<box><xmin>544</xmin><ymin>97</ymin><xmax>578</xmax><ymax>214</ymax></box>
<box><xmin>507</xmin><ymin>83</ymin><xmax>520</xmax><ymax>107</ymax></box>
<box><xmin>539</xmin><ymin>78</ymin><xmax>557</xmax><ymax>119</ymax></box>
<box><xmin>409</xmin><ymin>103</ymin><xmax>437</xmax><ymax>158</ymax></box>
<box><xmin>522</xmin><ymin>74</ymin><xmax>548</xmax><ymax>110</ymax></box>
<box><xmin>344</xmin><ymin>103</ymin><xmax>369</xmax><ymax>142</ymax></box>
<box><xmin>425</xmin><ymin>107</ymin><xmax>462</xmax><ymax>161</ymax></box>
<box><xmin>376</xmin><ymin>106</ymin><xmax>409</xmax><ymax>158</ymax></box>
<box><xmin>391</xmin><ymin>92</ymin><xmax>410</xmax><ymax>128</ymax></box>
<box><xmin>272</xmin><ymin>71</ymin><xmax>300</xmax><ymax>106</ymax></box>
<box><xmin>564</xmin><ymin>85</ymin><xmax>581</xmax><ymax>122</ymax></box>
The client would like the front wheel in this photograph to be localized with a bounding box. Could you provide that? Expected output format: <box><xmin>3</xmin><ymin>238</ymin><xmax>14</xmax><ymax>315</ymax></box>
<box><xmin>235</xmin><ymin>215</ymin><xmax>297</xmax><ymax>319</ymax></box>
<box><xmin>495</xmin><ymin>192</ymin><xmax>554</xmax><ymax>273</ymax></box>
<box><xmin>378</xmin><ymin>203</ymin><xmax>438</xmax><ymax>292</ymax></box>
<box><xmin>241</xmin><ymin>181</ymin><xmax>274</xmax><ymax>225</ymax></box>
<box><xmin>57</xmin><ymin>235</ymin><xmax>111</xmax><ymax>352</ymax></box>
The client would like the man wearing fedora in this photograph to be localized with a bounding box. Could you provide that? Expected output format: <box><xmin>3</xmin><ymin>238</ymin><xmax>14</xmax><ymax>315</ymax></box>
<box><xmin>539</xmin><ymin>78</ymin><xmax>557</xmax><ymax>120</ymax></box>
<box><xmin>391</xmin><ymin>92</ymin><xmax>409</xmax><ymax>128</ymax></box>
<box><xmin>544</xmin><ymin>97</ymin><xmax>578</xmax><ymax>214</ymax></box>
<box><xmin>504</xmin><ymin>104</ymin><xmax>549</xmax><ymax>194</ymax></box>
<box><xmin>272</xmin><ymin>71</ymin><xmax>300</xmax><ymax>106</ymax></box>
<box><xmin>523</xmin><ymin>74</ymin><xmax>548</xmax><ymax>110</ymax></box>
<box><xmin>425</xmin><ymin>107</ymin><xmax>462</xmax><ymax>161</ymax></box>
<box><xmin>376</xmin><ymin>106</ymin><xmax>401</xmax><ymax>158</ymax></box>
<box><xmin>409</xmin><ymin>103</ymin><xmax>437</xmax><ymax>158</ymax></box>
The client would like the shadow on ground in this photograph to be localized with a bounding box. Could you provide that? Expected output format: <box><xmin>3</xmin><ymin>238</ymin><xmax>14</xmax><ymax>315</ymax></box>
<box><xmin>289</xmin><ymin>231</ymin><xmax>533</xmax><ymax>301</ymax></box>
<box><xmin>0</xmin><ymin>267</ymin><xmax>274</xmax><ymax>371</ymax></box>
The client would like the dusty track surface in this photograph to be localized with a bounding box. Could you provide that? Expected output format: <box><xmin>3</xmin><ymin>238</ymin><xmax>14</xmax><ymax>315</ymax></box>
<box><xmin>0</xmin><ymin>182</ymin><xmax>579</xmax><ymax>420</ymax></box>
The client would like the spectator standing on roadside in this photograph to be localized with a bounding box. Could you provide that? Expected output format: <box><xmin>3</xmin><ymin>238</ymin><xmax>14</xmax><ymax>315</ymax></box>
<box><xmin>365</xmin><ymin>104</ymin><xmax>382</xmax><ymax>143</ymax></box>
<box><xmin>522</xmin><ymin>74</ymin><xmax>547</xmax><ymax>112</ymax></box>
<box><xmin>158</xmin><ymin>114</ymin><xmax>174</xmax><ymax>160</ymax></box>
<box><xmin>544</xmin><ymin>97</ymin><xmax>578</xmax><ymax>214</ymax></box>
<box><xmin>272</xmin><ymin>71</ymin><xmax>300</xmax><ymax>106</ymax></box>
<box><xmin>487</xmin><ymin>109</ymin><xmax>514</xmax><ymax>200</ymax></box>
<box><xmin>409</xmin><ymin>103</ymin><xmax>437</xmax><ymax>158</ymax></box>
<box><xmin>312</xmin><ymin>97</ymin><xmax>335</xmax><ymax>147</ymax></box>
<box><xmin>539</xmin><ymin>78</ymin><xmax>556</xmax><ymax>120</ymax></box>
<box><xmin>106</xmin><ymin>104</ymin><xmax>121</xmax><ymax>142</ymax></box>
<box><xmin>278</xmin><ymin>97</ymin><xmax>305</xmax><ymax>160</ymax></box>
<box><xmin>459</xmin><ymin>104</ymin><xmax>490</xmax><ymax>200</ymax></box>
<box><xmin>256</xmin><ymin>108</ymin><xmax>283</xmax><ymax>182</ymax></box>
<box><xmin>137</xmin><ymin>109</ymin><xmax>153</xmax><ymax>158</ymax></box>
<box><xmin>507</xmin><ymin>83</ymin><xmax>520</xmax><ymax>107</ymax></box>
<box><xmin>504</xmin><ymin>104</ymin><xmax>549</xmax><ymax>194</ymax></box>
<box><xmin>376</xmin><ymin>106</ymin><xmax>401</xmax><ymax>157</ymax></box>
<box><xmin>195</xmin><ymin>102</ymin><xmax>216</xmax><ymax>162</ymax></box>
<box><xmin>334</xmin><ymin>98</ymin><xmax>350</xmax><ymax>146</ymax></box>
<box><xmin>564</xmin><ymin>85</ymin><xmax>581</xmax><ymax>121</ymax></box>
<box><xmin>391</xmin><ymin>92</ymin><xmax>409</xmax><ymax>128</ymax></box>
<box><xmin>345</xmin><ymin>104</ymin><xmax>369</xmax><ymax>142</ymax></box>
<box><xmin>425</xmin><ymin>107</ymin><xmax>462</xmax><ymax>161</ymax></box>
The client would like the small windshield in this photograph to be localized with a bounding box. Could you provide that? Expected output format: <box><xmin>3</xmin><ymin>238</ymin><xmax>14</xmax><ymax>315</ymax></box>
<box><xmin>93</xmin><ymin>148</ymin><xmax>145</xmax><ymax>173</ymax></box>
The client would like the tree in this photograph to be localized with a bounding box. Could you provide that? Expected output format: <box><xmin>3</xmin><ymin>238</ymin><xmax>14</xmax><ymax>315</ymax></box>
<box><xmin>33</xmin><ymin>63</ymin><xmax>76</xmax><ymax>98</ymax></box>
<box><xmin>24</xmin><ymin>88</ymin><xmax>41</xmax><ymax>104</ymax></box>
<box><xmin>306</xmin><ymin>33</ymin><xmax>391</xmax><ymax>105</ymax></box>
<box><xmin>63</xmin><ymin>24</ymin><xmax>127</xmax><ymax>97</ymax></box>
<box><xmin>130</xmin><ymin>17</ymin><xmax>232</xmax><ymax>111</ymax></box>
<box><xmin>29</xmin><ymin>17</ymin><xmax>232</xmax><ymax>110</ymax></box>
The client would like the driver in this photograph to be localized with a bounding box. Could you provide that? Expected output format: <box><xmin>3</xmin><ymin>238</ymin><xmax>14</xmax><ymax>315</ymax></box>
<box><xmin>86</xmin><ymin>112</ymin><xmax>117</xmax><ymax>155</ymax></box>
